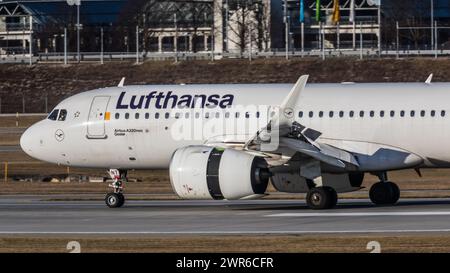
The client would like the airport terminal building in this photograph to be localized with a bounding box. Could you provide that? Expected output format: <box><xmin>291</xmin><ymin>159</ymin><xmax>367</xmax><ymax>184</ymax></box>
<box><xmin>0</xmin><ymin>0</ymin><xmax>449</xmax><ymax>56</ymax></box>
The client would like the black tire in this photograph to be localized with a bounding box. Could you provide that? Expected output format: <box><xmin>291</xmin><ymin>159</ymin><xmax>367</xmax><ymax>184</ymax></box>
<box><xmin>324</xmin><ymin>186</ymin><xmax>338</xmax><ymax>208</ymax></box>
<box><xmin>105</xmin><ymin>193</ymin><xmax>124</xmax><ymax>208</ymax></box>
<box><xmin>306</xmin><ymin>187</ymin><xmax>337</xmax><ymax>210</ymax></box>
<box><xmin>386</xmin><ymin>182</ymin><xmax>400</xmax><ymax>204</ymax></box>
<box><xmin>369</xmin><ymin>182</ymin><xmax>399</xmax><ymax>205</ymax></box>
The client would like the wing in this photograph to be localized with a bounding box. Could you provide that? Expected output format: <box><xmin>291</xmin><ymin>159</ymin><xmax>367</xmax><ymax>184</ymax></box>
<box><xmin>205</xmin><ymin>75</ymin><xmax>360</xmax><ymax>171</ymax></box>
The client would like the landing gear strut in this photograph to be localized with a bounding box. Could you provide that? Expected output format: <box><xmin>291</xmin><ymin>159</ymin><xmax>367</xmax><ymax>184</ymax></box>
<box><xmin>369</xmin><ymin>172</ymin><xmax>400</xmax><ymax>205</ymax></box>
<box><xmin>105</xmin><ymin>169</ymin><xmax>127</xmax><ymax>208</ymax></box>
<box><xmin>306</xmin><ymin>186</ymin><xmax>338</xmax><ymax>210</ymax></box>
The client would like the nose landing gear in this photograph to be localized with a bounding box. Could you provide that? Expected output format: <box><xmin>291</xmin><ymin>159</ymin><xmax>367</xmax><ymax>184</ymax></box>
<box><xmin>105</xmin><ymin>169</ymin><xmax>127</xmax><ymax>208</ymax></box>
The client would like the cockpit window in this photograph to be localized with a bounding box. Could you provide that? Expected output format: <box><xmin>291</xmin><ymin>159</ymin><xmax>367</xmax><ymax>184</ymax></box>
<box><xmin>48</xmin><ymin>109</ymin><xmax>59</xmax><ymax>121</ymax></box>
<box><xmin>58</xmin><ymin>109</ymin><xmax>67</xmax><ymax>121</ymax></box>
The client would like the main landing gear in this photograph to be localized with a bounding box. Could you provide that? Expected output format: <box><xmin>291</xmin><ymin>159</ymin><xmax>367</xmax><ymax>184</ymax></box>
<box><xmin>369</xmin><ymin>172</ymin><xmax>400</xmax><ymax>205</ymax></box>
<box><xmin>105</xmin><ymin>169</ymin><xmax>127</xmax><ymax>208</ymax></box>
<box><xmin>306</xmin><ymin>186</ymin><xmax>338</xmax><ymax>210</ymax></box>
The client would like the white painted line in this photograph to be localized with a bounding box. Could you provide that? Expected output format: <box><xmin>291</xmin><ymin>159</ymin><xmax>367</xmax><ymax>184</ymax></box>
<box><xmin>0</xmin><ymin>229</ymin><xmax>450</xmax><ymax>235</ymax></box>
<box><xmin>266</xmin><ymin>211</ymin><xmax>450</xmax><ymax>217</ymax></box>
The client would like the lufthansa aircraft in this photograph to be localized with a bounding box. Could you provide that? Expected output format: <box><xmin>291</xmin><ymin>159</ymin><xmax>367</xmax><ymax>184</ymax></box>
<box><xmin>20</xmin><ymin>75</ymin><xmax>445</xmax><ymax>209</ymax></box>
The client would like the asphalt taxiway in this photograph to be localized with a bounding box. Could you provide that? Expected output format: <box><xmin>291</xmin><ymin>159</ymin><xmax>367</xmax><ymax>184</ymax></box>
<box><xmin>1</xmin><ymin>195</ymin><xmax>450</xmax><ymax>234</ymax></box>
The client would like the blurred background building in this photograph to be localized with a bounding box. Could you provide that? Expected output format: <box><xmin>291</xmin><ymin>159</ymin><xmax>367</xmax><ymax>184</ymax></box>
<box><xmin>0</xmin><ymin>0</ymin><xmax>449</xmax><ymax>60</ymax></box>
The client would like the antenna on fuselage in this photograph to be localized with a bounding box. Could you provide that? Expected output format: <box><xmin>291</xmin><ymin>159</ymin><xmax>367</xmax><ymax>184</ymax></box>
<box><xmin>118</xmin><ymin>77</ymin><xmax>126</xmax><ymax>87</ymax></box>
<box><xmin>425</xmin><ymin>74</ymin><xmax>433</xmax><ymax>84</ymax></box>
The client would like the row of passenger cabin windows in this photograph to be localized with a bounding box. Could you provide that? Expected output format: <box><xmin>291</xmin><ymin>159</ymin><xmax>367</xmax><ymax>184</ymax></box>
<box><xmin>298</xmin><ymin>110</ymin><xmax>447</xmax><ymax>118</ymax></box>
<box><xmin>47</xmin><ymin>109</ymin><xmax>68</xmax><ymax>121</ymax></box>
<box><xmin>114</xmin><ymin>111</ymin><xmax>262</xmax><ymax>120</ymax></box>
<box><xmin>114</xmin><ymin>110</ymin><xmax>448</xmax><ymax>120</ymax></box>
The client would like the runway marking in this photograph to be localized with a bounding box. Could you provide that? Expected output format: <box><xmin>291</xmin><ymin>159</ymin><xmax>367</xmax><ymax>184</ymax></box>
<box><xmin>1</xmin><ymin>229</ymin><xmax>450</xmax><ymax>235</ymax></box>
<box><xmin>266</xmin><ymin>211</ymin><xmax>450</xmax><ymax>217</ymax></box>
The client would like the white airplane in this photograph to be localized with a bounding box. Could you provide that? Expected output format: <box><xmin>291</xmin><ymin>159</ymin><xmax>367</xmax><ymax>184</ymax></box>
<box><xmin>20</xmin><ymin>75</ymin><xmax>447</xmax><ymax>209</ymax></box>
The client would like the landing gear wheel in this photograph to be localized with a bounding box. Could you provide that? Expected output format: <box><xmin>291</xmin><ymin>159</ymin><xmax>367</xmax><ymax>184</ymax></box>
<box><xmin>306</xmin><ymin>186</ymin><xmax>338</xmax><ymax>210</ymax></box>
<box><xmin>324</xmin><ymin>186</ymin><xmax>338</xmax><ymax>208</ymax></box>
<box><xmin>386</xmin><ymin>182</ymin><xmax>400</xmax><ymax>203</ymax></box>
<box><xmin>105</xmin><ymin>169</ymin><xmax>127</xmax><ymax>208</ymax></box>
<box><xmin>105</xmin><ymin>193</ymin><xmax>124</xmax><ymax>208</ymax></box>
<box><xmin>369</xmin><ymin>182</ymin><xmax>400</xmax><ymax>205</ymax></box>
<box><xmin>118</xmin><ymin>193</ymin><xmax>125</xmax><ymax>206</ymax></box>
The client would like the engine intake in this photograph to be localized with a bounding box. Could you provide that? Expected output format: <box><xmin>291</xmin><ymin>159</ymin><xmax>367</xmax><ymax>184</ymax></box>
<box><xmin>169</xmin><ymin>146</ymin><xmax>270</xmax><ymax>200</ymax></box>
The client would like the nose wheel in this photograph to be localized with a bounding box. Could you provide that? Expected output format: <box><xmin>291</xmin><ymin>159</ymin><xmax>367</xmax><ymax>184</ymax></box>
<box><xmin>105</xmin><ymin>192</ymin><xmax>125</xmax><ymax>208</ymax></box>
<box><xmin>105</xmin><ymin>169</ymin><xmax>127</xmax><ymax>208</ymax></box>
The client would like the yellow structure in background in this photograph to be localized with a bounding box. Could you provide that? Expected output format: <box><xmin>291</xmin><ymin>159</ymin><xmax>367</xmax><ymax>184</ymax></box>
<box><xmin>332</xmin><ymin>0</ymin><xmax>340</xmax><ymax>24</ymax></box>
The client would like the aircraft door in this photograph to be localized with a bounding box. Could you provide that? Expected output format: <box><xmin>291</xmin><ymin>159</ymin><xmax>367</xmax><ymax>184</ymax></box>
<box><xmin>87</xmin><ymin>96</ymin><xmax>110</xmax><ymax>139</ymax></box>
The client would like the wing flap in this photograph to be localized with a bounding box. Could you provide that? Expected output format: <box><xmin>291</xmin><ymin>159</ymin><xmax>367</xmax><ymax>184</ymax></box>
<box><xmin>280</xmin><ymin>137</ymin><xmax>348</xmax><ymax>169</ymax></box>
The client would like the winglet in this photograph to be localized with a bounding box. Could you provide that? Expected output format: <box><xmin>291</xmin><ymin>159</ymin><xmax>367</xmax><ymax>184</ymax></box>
<box><xmin>280</xmin><ymin>75</ymin><xmax>309</xmax><ymax>109</ymax></box>
<box><xmin>425</xmin><ymin>74</ymin><xmax>433</xmax><ymax>84</ymax></box>
<box><xmin>118</xmin><ymin>77</ymin><xmax>126</xmax><ymax>87</ymax></box>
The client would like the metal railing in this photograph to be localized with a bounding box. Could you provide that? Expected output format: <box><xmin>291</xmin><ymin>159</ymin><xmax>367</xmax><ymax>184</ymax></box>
<box><xmin>1</xmin><ymin>46</ymin><xmax>450</xmax><ymax>65</ymax></box>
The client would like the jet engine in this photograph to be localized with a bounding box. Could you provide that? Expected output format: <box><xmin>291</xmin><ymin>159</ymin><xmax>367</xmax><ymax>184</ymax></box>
<box><xmin>169</xmin><ymin>146</ymin><xmax>270</xmax><ymax>200</ymax></box>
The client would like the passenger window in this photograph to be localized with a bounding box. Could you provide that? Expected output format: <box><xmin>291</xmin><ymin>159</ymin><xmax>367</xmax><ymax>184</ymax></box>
<box><xmin>431</xmin><ymin>110</ymin><xmax>436</xmax><ymax>117</ymax></box>
<box><xmin>339</xmin><ymin>111</ymin><xmax>344</xmax><ymax>118</ymax></box>
<box><xmin>205</xmin><ymin>112</ymin><xmax>210</xmax><ymax>119</ymax></box>
<box><xmin>115</xmin><ymin>113</ymin><xmax>120</xmax><ymax>119</ymax></box>
<box><xmin>400</xmin><ymin>111</ymin><xmax>405</xmax><ymax>117</ymax></box>
<box><xmin>370</xmin><ymin>111</ymin><xmax>374</xmax><ymax>117</ymax></box>
<box><xmin>329</xmin><ymin>111</ymin><xmax>334</xmax><ymax>118</ymax></box>
<box><xmin>441</xmin><ymin>110</ymin><xmax>446</xmax><ymax>117</ymax></box>
<box><xmin>48</xmin><ymin>109</ymin><xmax>59</xmax><ymax>121</ymax></box>
<box><xmin>175</xmin><ymin>113</ymin><xmax>180</xmax><ymax>119</ymax></box>
<box><xmin>380</xmin><ymin>111</ymin><xmax>385</xmax><ymax>117</ymax></box>
<box><xmin>410</xmin><ymin>111</ymin><xmax>415</xmax><ymax>117</ymax></box>
<box><xmin>309</xmin><ymin>111</ymin><xmax>314</xmax><ymax>118</ymax></box>
<box><xmin>58</xmin><ymin>109</ymin><xmax>67</xmax><ymax>121</ymax></box>
<box><xmin>125</xmin><ymin>113</ymin><xmax>130</xmax><ymax>119</ymax></box>
<box><xmin>359</xmin><ymin>111</ymin><xmax>364</xmax><ymax>117</ymax></box>
<box><xmin>256</xmin><ymin>112</ymin><xmax>260</xmax><ymax>118</ymax></box>
<box><xmin>155</xmin><ymin>113</ymin><xmax>160</xmax><ymax>119</ymax></box>
<box><xmin>349</xmin><ymin>111</ymin><xmax>354</xmax><ymax>117</ymax></box>
<box><xmin>215</xmin><ymin>112</ymin><xmax>220</xmax><ymax>118</ymax></box>
<box><xmin>185</xmin><ymin>112</ymin><xmax>190</xmax><ymax>119</ymax></box>
<box><xmin>225</xmin><ymin>112</ymin><xmax>230</xmax><ymax>118</ymax></box>
<box><xmin>319</xmin><ymin>111</ymin><xmax>323</xmax><ymax>118</ymax></box>
<box><xmin>195</xmin><ymin>112</ymin><xmax>200</xmax><ymax>119</ymax></box>
<box><xmin>299</xmin><ymin>111</ymin><xmax>303</xmax><ymax>118</ymax></box>
<box><xmin>145</xmin><ymin>113</ymin><xmax>150</xmax><ymax>119</ymax></box>
<box><xmin>135</xmin><ymin>113</ymin><xmax>140</xmax><ymax>119</ymax></box>
<box><xmin>165</xmin><ymin>112</ymin><xmax>170</xmax><ymax>119</ymax></box>
<box><xmin>420</xmin><ymin>110</ymin><xmax>425</xmax><ymax>117</ymax></box>
<box><xmin>390</xmin><ymin>111</ymin><xmax>395</xmax><ymax>117</ymax></box>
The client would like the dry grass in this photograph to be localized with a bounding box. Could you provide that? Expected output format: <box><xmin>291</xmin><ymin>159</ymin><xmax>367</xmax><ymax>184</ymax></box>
<box><xmin>2</xmin><ymin>58</ymin><xmax>450</xmax><ymax>113</ymax></box>
<box><xmin>0</xmin><ymin>134</ymin><xmax>20</xmax><ymax>145</ymax></box>
<box><xmin>0</xmin><ymin>115</ymin><xmax>44</xmax><ymax>127</ymax></box>
<box><xmin>1</xmin><ymin>234</ymin><xmax>450</xmax><ymax>253</ymax></box>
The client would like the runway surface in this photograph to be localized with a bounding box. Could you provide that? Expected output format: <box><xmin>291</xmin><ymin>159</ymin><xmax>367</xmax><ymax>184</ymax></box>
<box><xmin>2</xmin><ymin>195</ymin><xmax>450</xmax><ymax>235</ymax></box>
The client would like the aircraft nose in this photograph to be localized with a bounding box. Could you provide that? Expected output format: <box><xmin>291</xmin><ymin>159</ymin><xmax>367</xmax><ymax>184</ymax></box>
<box><xmin>20</xmin><ymin>125</ymin><xmax>37</xmax><ymax>157</ymax></box>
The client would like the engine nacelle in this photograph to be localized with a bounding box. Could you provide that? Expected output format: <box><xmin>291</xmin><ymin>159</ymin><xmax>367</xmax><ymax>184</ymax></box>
<box><xmin>169</xmin><ymin>146</ymin><xmax>270</xmax><ymax>200</ymax></box>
